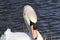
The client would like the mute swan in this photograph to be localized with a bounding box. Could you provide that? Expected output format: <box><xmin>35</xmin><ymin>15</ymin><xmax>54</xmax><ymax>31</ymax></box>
<box><xmin>0</xmin><ymin>5</ymin><xmax>43</xmax><ymax>40</ymax></box>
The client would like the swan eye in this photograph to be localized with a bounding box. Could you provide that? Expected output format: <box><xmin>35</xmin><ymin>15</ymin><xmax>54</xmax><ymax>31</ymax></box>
<box><xmin>34</xmin><ymin>37</ymin><xmax>37</xmax><ymax>40</ymax></box>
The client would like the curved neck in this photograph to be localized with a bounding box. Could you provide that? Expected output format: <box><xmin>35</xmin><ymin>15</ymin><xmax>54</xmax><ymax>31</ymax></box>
<box><xmin>36</xmin><ymin>31</ymin><xmax>43</xmax><ymax>40</ymax></box>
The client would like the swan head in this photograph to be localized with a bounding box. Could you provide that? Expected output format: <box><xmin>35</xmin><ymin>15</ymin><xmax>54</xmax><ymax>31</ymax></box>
<box><xmin>23</xmin><ymin>5</ymin><xmax>43</xmax><ymax>40</ymax></box>
<box><xmin>30</xmin><ymin>23</ymin><xmax>43</xmax><ymax>40</ymax></box>
<box><xmin>23</xmin><ymin>5</ymin><xmax>37</xmax><ymax>26</ymax></box>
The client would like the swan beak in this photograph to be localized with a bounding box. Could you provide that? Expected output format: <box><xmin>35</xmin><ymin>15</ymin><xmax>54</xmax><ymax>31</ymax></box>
<box><xmin>30</xmin><ymin>24</ymin><xmax>37</xmax><ymax>39</ymax></box>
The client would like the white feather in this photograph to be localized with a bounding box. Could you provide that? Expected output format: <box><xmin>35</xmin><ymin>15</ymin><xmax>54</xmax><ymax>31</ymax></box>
<box><xmin>0</xmin><ymin>5</ymin><xmax>43</xmax><ymax>40</ymax></box>
<box><xmin>23</xmin><ymin>5</ymin><xmax>37</xmax><ymax>25</ymax></box>
<box><xmin>1</xmin><ymin>29</ymin><xmax>32</xmax><ymax>40</ymax></box>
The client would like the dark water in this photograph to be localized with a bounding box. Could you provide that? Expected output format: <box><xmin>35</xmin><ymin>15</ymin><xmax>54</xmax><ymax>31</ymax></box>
<box><xmin>0</xmin><ymin>0</ymin><xmax>60</xmax><ymax>40</ymax></box>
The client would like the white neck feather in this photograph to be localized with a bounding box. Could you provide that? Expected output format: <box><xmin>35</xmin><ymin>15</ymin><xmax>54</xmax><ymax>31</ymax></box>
<box><xmin>36</xmin><ymin>30</ymin><xmax>43</xmax><ymax>40</ymax></box>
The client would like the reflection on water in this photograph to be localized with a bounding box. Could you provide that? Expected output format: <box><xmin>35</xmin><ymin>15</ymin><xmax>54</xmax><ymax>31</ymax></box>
<box><xmin>0</xmin><ymin>0</ymin><xmax>60</xmax><ymax>40</ymax></box>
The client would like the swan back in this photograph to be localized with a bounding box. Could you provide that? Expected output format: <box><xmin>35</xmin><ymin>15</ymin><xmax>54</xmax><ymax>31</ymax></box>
<box><xmin>0</xmin><ymin>28</ymin><xmax>32</xmax><ymax>40</ymax></box>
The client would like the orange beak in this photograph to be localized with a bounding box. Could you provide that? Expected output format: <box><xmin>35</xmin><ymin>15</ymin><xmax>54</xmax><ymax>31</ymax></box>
<box><xmin>30</xmin><ymin>25</ymin><xmax>38</xmax><ymax>38</ymax></box>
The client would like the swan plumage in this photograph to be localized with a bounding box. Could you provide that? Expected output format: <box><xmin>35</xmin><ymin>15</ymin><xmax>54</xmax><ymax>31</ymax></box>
<box><xmin>0</xmin><ymin>5</ymin><xmax>43</xmax><ymax>40</ymax></box>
